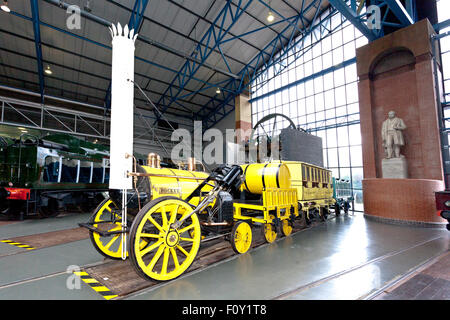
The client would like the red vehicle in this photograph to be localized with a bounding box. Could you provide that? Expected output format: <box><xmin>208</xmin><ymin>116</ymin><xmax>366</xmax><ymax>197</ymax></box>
<box><xmin>435</xmin><ymin>191</ymin><xmax>450</xmax><ymax>231</ymax></box>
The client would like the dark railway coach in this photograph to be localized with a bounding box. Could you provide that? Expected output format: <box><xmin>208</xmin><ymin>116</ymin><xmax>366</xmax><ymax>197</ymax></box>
<box><xmin>0</xmin><ymin>133</ymin><xmax>111</xmax><ymax>219</ymax></box>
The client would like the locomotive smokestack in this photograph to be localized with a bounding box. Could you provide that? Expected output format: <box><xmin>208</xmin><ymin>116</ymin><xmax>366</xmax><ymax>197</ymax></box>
<box><xmin>108</xmin><ymin>23</ymin><xmax>138</xmax><ymax>190</ymax></box>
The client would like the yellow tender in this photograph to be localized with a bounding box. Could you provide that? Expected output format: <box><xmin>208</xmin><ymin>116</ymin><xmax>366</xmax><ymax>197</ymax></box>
<box><xmin>271</xmin><ymin>160</ymin><xmax>335</xmax><ymax>212</ymax></box>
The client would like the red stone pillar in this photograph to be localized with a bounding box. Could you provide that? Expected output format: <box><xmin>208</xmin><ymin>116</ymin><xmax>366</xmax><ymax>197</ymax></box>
<box><xmin>235</xmin><ymin>93</ymin><xmax>252</xmax><ymax>144</ymax></box>
<box><xmin>356</xmin><ymin>19</ymin><xmax>446</xmax><ymax>225</ymax></box>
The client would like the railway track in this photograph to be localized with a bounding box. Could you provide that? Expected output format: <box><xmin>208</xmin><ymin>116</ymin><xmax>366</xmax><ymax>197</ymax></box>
<box><xmin>0</xmin><ymin>212</ymin><xmax>316</xmax><ymax>298</ymax></box>
<box><xmin>0</xmin><ymin>213</ymin><xmax>447</xmax><ymax>300</ymax></box>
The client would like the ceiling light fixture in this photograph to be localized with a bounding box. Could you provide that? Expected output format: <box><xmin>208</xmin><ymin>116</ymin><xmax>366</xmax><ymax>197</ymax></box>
<box><xmin>44</xmin><ymin>65</ymin><xmax>52</xmax><ymax>75</ymax></box>
<box><xmin>1</xmin><ymin>0</ymin><xmax>10</xmax><ymax>13</ymax></box>
<box><xmin>216</xmin><ymin>88</ymin><xmax>221</xmax><ymax>94</ymax></box>
<box><xmin>267</xmin><ymin>11</ymin><xmax>274</xmax><ymax>22</ymax></box>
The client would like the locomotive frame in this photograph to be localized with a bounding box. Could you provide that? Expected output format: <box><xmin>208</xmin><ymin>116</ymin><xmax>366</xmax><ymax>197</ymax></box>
<box><xmin>80</xmin><ymin>159</ymin><xmax>339</xmax><ymax>282</ymax></box>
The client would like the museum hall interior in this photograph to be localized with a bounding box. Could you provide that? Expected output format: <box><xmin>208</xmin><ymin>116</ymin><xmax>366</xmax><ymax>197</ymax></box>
<box><xmin>0</xmin><ymin>0</ymin><xmax>449</xmax><ymax>304</ymax></box>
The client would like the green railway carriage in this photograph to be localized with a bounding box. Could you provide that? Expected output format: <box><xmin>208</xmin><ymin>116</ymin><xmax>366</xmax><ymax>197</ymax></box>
<box><xmin>0</xmin><ymin>132</ymin><xmax>111</xmax><ymax>219</ymax></box>
<box><xmin>332</xmin><ymin>177</ymin><xmax>354</xmax><ymax>215</ymax></box>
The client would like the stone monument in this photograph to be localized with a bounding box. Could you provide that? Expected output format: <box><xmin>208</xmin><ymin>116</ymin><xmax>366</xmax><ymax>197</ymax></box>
<box><xmin>381</xmin><ymin>111</ymin><xmax>408</xmax><ymax>178</ymax></box>
<box><xmin>357</xmin><ymin>19</ymin><xmax>446</xmax><ymax>225</ymax></box>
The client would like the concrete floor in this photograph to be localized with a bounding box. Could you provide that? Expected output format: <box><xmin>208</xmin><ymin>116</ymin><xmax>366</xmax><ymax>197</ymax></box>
<box><xmin>0</xmin><ymin>212</ymin><xmax>448</xmax><ymax>300</ymax></box>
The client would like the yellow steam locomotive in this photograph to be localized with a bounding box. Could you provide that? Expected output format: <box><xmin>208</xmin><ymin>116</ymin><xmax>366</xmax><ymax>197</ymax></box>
<box><xmin>80</xmin><ymin>156</ymin><xmax>335</xmax><ymax>282</ymax></box>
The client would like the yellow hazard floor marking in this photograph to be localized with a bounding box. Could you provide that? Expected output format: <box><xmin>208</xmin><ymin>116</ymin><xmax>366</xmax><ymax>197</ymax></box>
<box><xmin>73</xmin><ymin>271</ymin><xmax>118</xmax><ymax>300</ymax></box>
<box><xmin>0</xmin><ymin>239</ymin><xmax>35</xmax><ymax>250</ymax></box>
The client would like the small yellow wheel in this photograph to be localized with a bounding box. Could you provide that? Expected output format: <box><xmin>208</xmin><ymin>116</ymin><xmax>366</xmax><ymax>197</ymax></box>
<box><xmin>129</xmin><ymin>196</ymin><xmax>201</xmax><ymax>282</ymax></box>
<box><xmin>88</xmin><ymin>198</ymin><xmax>147</xmax><ymax>260</ymax></box>
<box><xmin>262</xmin><ymin>215</ymin><xmax>278</xmax><ymax>243</ymax></box>
<box><xmin>230</xmin><ymin>221</ymin><xmax>252</xmax><ymax>254</ymax></box>
<box><xmin>280</xmin><ymin>219</ymin><xmax>293</xmax><ymax>237</ymax></box>
<box><xmin>88</xmin><ymin>198</ymin><xmax>124</xmax><ymax>260</ymax></box>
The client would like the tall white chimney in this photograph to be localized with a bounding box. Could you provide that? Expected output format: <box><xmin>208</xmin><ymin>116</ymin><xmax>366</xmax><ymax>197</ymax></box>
<box><xmin>108</xmin><ymin>23</ymin><xmax>137</xmax><ymax>190</ymax></box>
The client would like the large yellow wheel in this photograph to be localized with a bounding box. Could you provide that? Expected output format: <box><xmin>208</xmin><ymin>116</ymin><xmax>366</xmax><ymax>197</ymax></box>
<box><xmin>230</xmin><ymin>221</ymin><xmax>252</xmax><ymax>254</ymax></box>
<box><xmin>88</xmin><ymin>198</ymin><xmax>124</xmax><ymax>260</ymax></box>
<box><xmin>129</xmin><ymin>196</ymin><xmax>201</xmax><ymax>282</ymax></box>
<box><xmin>262</xmin><ymin>215</ymin><xmax>278</xmax><ymax>243</ymax></box>
<box><xmin>280</xmin><ymin>219</ymin><xmax>293</xmax><ymax>237</ymax></box>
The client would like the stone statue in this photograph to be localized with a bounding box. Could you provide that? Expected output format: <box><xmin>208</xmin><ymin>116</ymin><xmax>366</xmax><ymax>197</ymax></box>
<box><xmin>381</xmin><ymin>111</ymin><xmax>407</xmax><ymax>159</ymax></box>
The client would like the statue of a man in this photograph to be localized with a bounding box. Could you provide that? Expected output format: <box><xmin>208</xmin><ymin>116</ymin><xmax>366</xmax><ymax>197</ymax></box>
<box><xmin>381</xmin><ymin>111</ymin><xmax>407</xmax><ymax>159</ymax></box>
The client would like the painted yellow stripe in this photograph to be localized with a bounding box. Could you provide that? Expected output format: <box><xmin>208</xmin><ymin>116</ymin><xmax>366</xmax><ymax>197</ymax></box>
<box><xmin>92</xmin><ymin>286</ymin><xmax>110</xmax><ymax>292</ymax></box>
<box><xmin>73</xmin><ymin>269</ymin><xmax>118</xmax><ymax>300</ymax></box>
<box><xmin>0</xmin><ymin>239</ymin><xmax>35</xmax><ymax>250</ymax></box>
<box><xmin>82</xmin><ymin>278</ymin><xmax>99</xmax><ymax>284</ymax></box>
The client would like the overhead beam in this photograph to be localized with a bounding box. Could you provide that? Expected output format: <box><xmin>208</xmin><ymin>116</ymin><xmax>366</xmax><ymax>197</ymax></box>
<box><xmin>106</xmin><ymin>0</ymin><xmax>248</xmax><ymax>68</ymax></box>
<box><xmin>199</xmin><ymin>2</ymin><xmax>342</xmax><ymax>130</ymax></box>
<box><xmin>152</xmin><ymin>0</ymin><xmax>254</xmax><ymax>124</ymax></box>
<box><xmin>196</xmin><ymin>0</ymin><xmax>326</xmax><ymax>126</ymax></box>
<box><xmin>8</xmin><ymin>9</ymin><xmax>234</xmax><ymax>114</ymax></box>
<box><xmin>384</xmin><ymin>0</ymin><xmax>414</xmax><ymax>26</ymax></box>
<box><xmin>328</xmin><ymin>0</ymin><xmax>377</xmax><ymax>41</ymax></box>
<box><xmin>29</xmin><ymin>0</ymin><xmax>45</xmax><ymax>104</ymax></box>
<box><xmin>41</xmin><ymin>0</ymin><xmax>239</xmax><ymax>80</ymax></box>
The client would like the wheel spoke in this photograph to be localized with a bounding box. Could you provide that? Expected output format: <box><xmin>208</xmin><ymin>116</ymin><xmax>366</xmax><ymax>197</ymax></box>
<box><xmin>146</xmin><ymin>244</ymin><xmax>165</xmax><ymax>271</ymax></box>
<box><xmin>147</xmin><ymin>215</ymin><xmax>164</xmax><ymax>233</ymax></box>
<box><xmin>161</xmin><ymin>247</ymin><xmax>170</xmax><ymax>275</ymax></box>
<box><xmin>104</xmin><ymin>234</ymin><xmax>120</xmax><ymax>250</ymax></box>
<box><xmin>176</xmin><ymin>245</ymin><xmax>189</xmax><ymax>257</ymax></box>
<box><xmin>170</xmin><ymin>247</ymin><xmax>180</xmax><ymax>268</ymax></box>
<box><xmin>180</xmin><ymin>237</ymin><xmax>194</xmax><ymax>242</ymax></box>
<box><xmin>108</xmin><ymin>225</ymin><xmax>122</xmax><ymax>232</ymax></box>
<box><xmin>169</xmin><ymin>205</ymin><xmax>179</xmax><ymax>224</ymax></box>
<box><xmin>178</xmin><ymin>223</ymin><xmax>195</xmax><ymax>235</ymax></box>
<box><xmin>139</xmin><ymin>233</ymin><xmax>162</xmax><ymax>239</ymax></box>
<box><xmin>140</xmin><ymin>239</ymin><xmax>163</xmax><ymax>257</ymax></box>
<box><xmin>161</xmin><ymin>207</ymin><xmax>168</xmax><ymax>228</ymax></box>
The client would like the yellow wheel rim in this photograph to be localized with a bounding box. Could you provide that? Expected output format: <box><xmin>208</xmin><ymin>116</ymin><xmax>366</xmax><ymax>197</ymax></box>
<box><xmin>281</xmin><ymin>219</ymin><xmax>293</xmax><ymax>237</ymax></box>
<box><xmin>90</xmin><ymin>199</ymin><xmax>147</xmax><ymax>259</ymax></box>
<box><xmin>131</xmin><ymin>199</ymin><xmax>201</xmax><ymax>281</ymax></box>
<box><xmin>231</xmin><ymin>221</ymin><xmax>252</xmax><ymax>254</ymax></box>
<box><xmin>263</xmin><ymin>215</ymin><xmax>277</xmax><ymax>243</ymax></box>
<box><xmin>91</xmin><ymin>199</ymin><xmax>124</xmax><ymax>259</ymax></box>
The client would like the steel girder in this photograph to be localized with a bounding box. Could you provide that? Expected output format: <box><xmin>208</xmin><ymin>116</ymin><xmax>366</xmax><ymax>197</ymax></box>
<box><xmin>29</xmin><ymin>0</ymin><xmax>45</xmax><ymax>104</ymax></box>
<box><xmin>152</xmin><ymin>0</ymin><xmax>255</xmax><ymax>125</ymax></box>
<box><xmin>198</xmin><ymin>0</ymin><xmax>329</xmax><ymax>130</ymax></box>
<box><xmin>200</xmin><ymin>0</ymin><xmax>418</xmax><ymax>130</ymax></box>
<box><xmin>384</xmin><ymin>0</ymin><xmax>414</xmax><ymax>26</ymax></box>
<box><xmin>8</xmin><ymin>8</ymin><xmax>234</xmax><ymax>115</ymax></box>
<box><xmin>328</xmin><ymin>0</ymin><xmax>378</xmax><ymax>41</ymax></box>
<box><xmin>328</xmin><ymin>0</ymin><xmax>415</xmax><ymax>40</ymax></box>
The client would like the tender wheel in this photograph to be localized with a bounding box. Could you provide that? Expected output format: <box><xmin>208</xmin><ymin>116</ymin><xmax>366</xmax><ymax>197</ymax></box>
<box><xmin>320</xmin><ymin>207</ymin><xmax>329</xmax><ymax>221</ymax></box>
<box><xmin>129</xmin><ymin>196</ymin><xmax>201</xmax><ymax>282</ymax></box>
<box><xmin>280</xmin><ymin>219</ymin><xmax>293</xmax><ymax>237</ymax></box>
<box><xmin>305</xmin><ymin>209</ymin><xmax>312</xmax><ymax>225</ymax></box>
<box><xmin>262</xmin><ymin>215</ymin><xmax>278</xmax><ymax>243</ymax></box>
<box><xmin>88</xmin><ymin>198</ymin><xmax>126</xmax><ymax>260</ymax></box>
<box><xmin>230</xmin><ymin>221</ymin><xmax>252</xmax><ymax>254</ymax></box>
<box><xmin>334</xmin><ymin>203</ymin><xmax>341</xmax><ymax>216</ymax></box>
